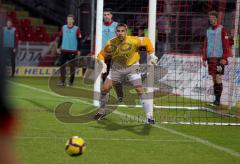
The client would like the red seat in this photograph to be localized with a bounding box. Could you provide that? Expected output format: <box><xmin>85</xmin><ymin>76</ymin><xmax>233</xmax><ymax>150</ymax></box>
<box><xmin>51</xmin><ymin>33</ymin><xmax>58</xmax><ymax>41</ymax></box>
<box><xmin>31</xmin><ymin>34</ymin><xmax>38</xmax><ymax>42</ymax></box>
<box><xmin>25</xmin><ymin>30</ymin><xmax>35</xmax><ymax>42</ymax></box>
<box><xmin>20</xmin><ymin>18</ymin><xmax>31</xmax><ymax>27</ymax></box>
<box><xmin>7</xmin><ymin>11</ymin><xmax>17</xmax><ymax>20</ymax></box>
<box><xmin>44</xmin><ymin>34</ymin><xmax>51</xmax><ymax>42</ymax></box>
<box><xmin>36</xmin><ymin>26</ymin><xmax>46</xmax><ymax>33</ymax></box>
<box><xmin>12</xmin><ymin>19</ymin><xmax>20</xmax><ymax>27</ymax></box>
<box><xmin>39</xmin><ymin>33</ymin><xmax>45</xmax><ymax>40</ymax></box>
<box><xmin>18</xmin><ymin>32</ymin><xmax>26</xmax><ymax>42</ymax></box>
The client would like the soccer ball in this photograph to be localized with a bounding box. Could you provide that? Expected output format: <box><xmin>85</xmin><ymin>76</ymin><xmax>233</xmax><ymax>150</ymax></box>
<box><xmin>65</xmin><ymin>136</ymin><xmax>86</xmax><ymax>156</ymax></box>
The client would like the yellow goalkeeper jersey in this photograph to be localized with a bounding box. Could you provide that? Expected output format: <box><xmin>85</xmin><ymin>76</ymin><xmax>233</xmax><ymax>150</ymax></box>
<box><xmin>98</xmin><ymin>36</ymin><xmax>154</xmax><ymax>66</ymax></box>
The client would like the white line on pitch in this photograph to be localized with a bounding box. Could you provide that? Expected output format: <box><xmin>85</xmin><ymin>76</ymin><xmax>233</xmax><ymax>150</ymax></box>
<box><xmin>9</xmin><ymin>95</ymin><xmax>240</xmax><ymax>120</ymax></box>
<box><xmin>9</xmin><ymin>96</ymin><xmax>64</xmax><ymax>101</ymax></box>
<box><xmin>10</xmin><ymin>81</ymin><xmax>240</xmax><ymax>158</ymax></box>
<box><xmin>15</xmin><ymin>136</ymin><xmax>194</xmax><ymax>143</ymax></box>
<box><xmin>9</xmin><ymin>81</ymin><xmax>93</xmax><ymax>105</ymax></box>
<box><xmin>8</xmin><ymin>96</ymin><xmax>85</xmax><ymax>102</ymax></box>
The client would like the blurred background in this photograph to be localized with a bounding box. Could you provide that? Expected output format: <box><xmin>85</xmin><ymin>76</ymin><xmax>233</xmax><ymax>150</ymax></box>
<box><xmin>0</xmin><ymin>0</ymin><xmax>238</xmax><ymax>70</ymax></box>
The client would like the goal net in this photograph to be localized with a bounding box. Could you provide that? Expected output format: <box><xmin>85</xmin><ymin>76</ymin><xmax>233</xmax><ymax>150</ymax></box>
<box><xmin>92</xmin><ymin>0</ymin><xmax>240</xmax><ymax>125</ymax></box>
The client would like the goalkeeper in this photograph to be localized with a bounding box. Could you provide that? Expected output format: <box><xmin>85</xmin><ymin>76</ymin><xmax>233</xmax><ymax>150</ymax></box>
<box><xmin>94</xmin><ymin>23</ymin><xmax>158</xmax><ymax>124</ymax></box>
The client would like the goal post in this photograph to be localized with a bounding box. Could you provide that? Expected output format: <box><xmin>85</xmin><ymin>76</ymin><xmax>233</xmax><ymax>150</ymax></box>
<box><xmin>93</xmin><ymin>0</ymin><xmax>103</xmax><ymax>107</ymax></box>
<box><xmin>147</xmin><ymin>0</ymin><xmax>157</xmax><ymax>110</ymax></box>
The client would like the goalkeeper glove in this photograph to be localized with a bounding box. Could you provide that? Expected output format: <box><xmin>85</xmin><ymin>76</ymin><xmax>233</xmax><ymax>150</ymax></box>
<box><xmin>149</xmin><ymin>54</ymin><xmax>158</xmax><ymax>65</ymax></box>
<box><xmin>99</xmin><ymin>60</ymin><xmax>107</xmax><ymax>74</ymax></box>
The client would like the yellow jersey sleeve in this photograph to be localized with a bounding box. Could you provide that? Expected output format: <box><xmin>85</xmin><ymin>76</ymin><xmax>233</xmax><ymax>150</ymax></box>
<box><xmin>97</xmin><ymin>40</ymin><xmax>111</xmax><ymax>61</ymax></box>
<box><xmin>97</xmin><ymin>49</ymin><xmax>105</xmax><ymax>61</ymax></box>
<box><xmin>139</xmin><ymin>37</ymin><xmax>154</xmax><ymax>54</ymax></box>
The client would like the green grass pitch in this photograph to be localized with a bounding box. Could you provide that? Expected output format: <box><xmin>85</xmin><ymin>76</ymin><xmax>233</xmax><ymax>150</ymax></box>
<box><xmin>8</xmin><ymin>77</ymin><xmax>240</xmax><ymax>164</ymax></box>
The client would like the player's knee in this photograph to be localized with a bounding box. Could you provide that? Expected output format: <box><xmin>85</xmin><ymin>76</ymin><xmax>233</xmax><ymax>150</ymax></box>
<box><xmin>211</xmin><ymin>75</ymin><xmax>217</xmax><ymax>83</ymax></box>
<box><xmin>135</xmin><ymin>86</ymin><xmax>144</xmax><ymax>95</ymax></box>
<box><xmin>102</xmin><ymin>82</ymin><xmax>112</xmax><ymax>93</ymax></box>
<box><xmin>216</xmin><ymin>76</ymin><xmax>222</xmax><ymax>84</ymax></box>
<box><xmin>101</xmin><ymin>86</ymin><xmax>109</xmax><ymax>93</ymax></box>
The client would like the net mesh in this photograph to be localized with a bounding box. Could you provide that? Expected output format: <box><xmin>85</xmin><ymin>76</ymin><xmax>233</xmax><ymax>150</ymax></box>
<box><xmin>102</xmin><ymin>0</ymin><xmax>240</xmax><ymax>125</ymax></box>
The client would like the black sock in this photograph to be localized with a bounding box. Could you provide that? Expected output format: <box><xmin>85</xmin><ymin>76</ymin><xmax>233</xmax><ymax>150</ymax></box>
<box><xmin>214</xmin><ymin>83</ymin><xmax>223</xmax><ymax>102</ymax></box>
<box><xmin>70</xmin><ymin>74</ymin><xmax>75</xmax><ymax>84</ymax></box>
